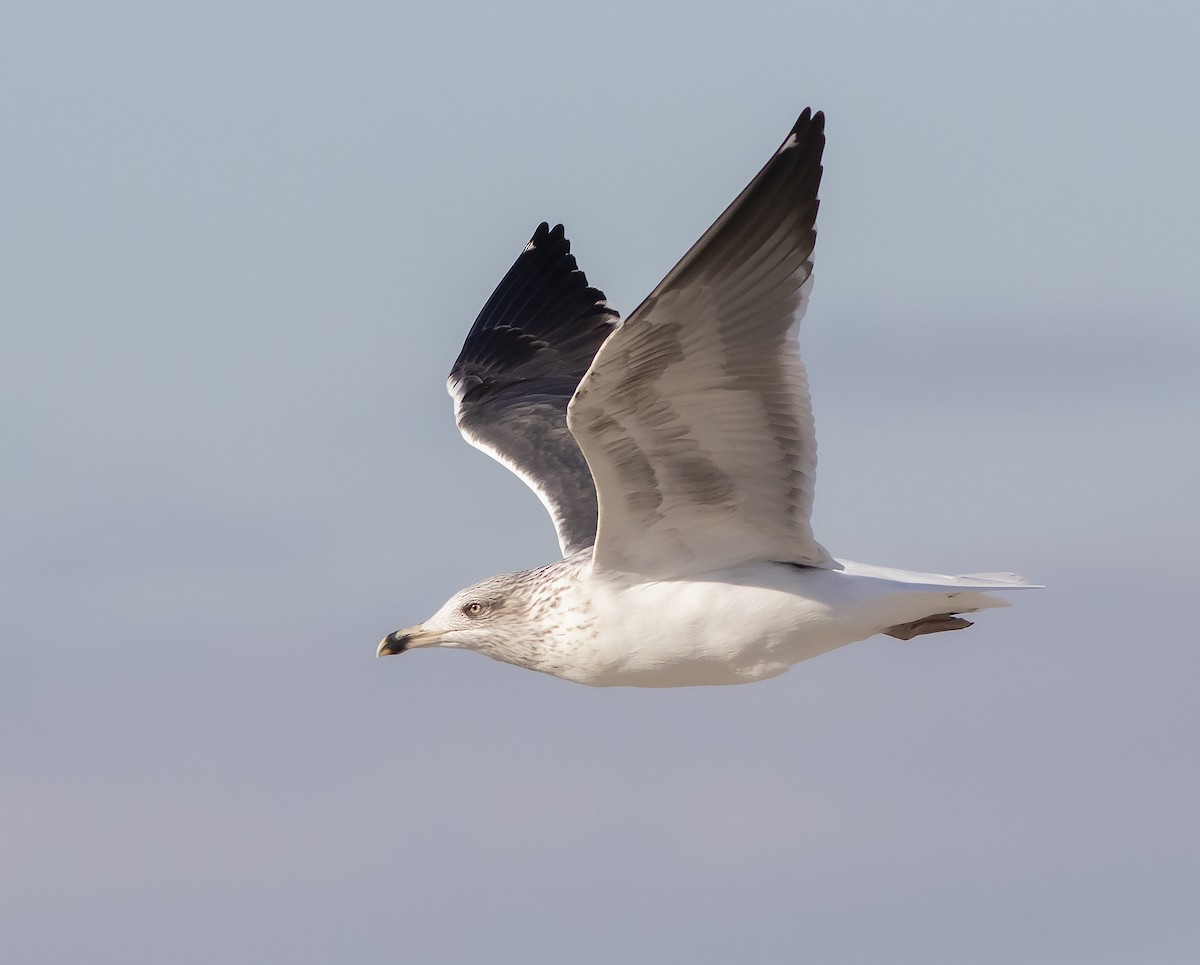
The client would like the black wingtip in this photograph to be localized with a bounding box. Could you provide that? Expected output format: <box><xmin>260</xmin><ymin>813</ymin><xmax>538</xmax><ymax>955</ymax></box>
<box><xmin>526</xmin><ymin>221</ymin><xmax>569</xmax><ymax>255</ymax></box>
<box><xmin>528</xmin><ymin>220</ymin><xmax>559</xmax><ymax>239</ymax></box>
<box><xmin>777</xmin><ymin>108</ymin><xmax>825</xmax><ymax>156</ymax></box>
<box><xmin>792</xmin><ymin>107</ymin><xmax>824</xmax><ymax>130</ymax></box>
<box><xmin>451</xmin><ymin>220</ymin><xmax>619</xmax><ymax>384</ymax></box>
<box><xmin>631</xmin><ymin>106</ymin><xmax>827</xmax><ymax>309</ymax></box>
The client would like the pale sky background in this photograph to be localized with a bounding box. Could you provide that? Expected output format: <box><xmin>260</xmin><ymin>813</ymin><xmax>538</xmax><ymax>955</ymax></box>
<box><xmin>3</xmin><ymin>1</ymin><xmax>1198</xmax><ymax>962</ymax></box>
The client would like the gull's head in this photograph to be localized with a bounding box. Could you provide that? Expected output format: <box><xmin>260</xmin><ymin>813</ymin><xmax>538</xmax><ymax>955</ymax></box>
<box><xmin>378</xmin><ymin>571</ymin><xmax>542</xmax><ymax>664</ymax></box>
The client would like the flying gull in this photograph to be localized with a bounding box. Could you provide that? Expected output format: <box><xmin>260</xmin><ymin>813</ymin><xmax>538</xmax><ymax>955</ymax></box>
<box><xmin>379</xmin><ymin>109</ymin><xmax>1035</xmax><ymax>687</ymax></box>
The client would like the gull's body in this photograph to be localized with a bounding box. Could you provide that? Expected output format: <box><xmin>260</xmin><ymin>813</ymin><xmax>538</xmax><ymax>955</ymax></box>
<box><xmin>582</xmin><ymin>559</ymin><xmax>1024</xmax><ymax>687</ymax></box>
<box><xmin>380</xmin><ymin>110</ymin><xmax>1035</xmax><ymax>687</ymax></box>
<box><xmin>400</xmin><ymin>551</ymin><xmax>1025</xmax><ymax>688</ymax></box>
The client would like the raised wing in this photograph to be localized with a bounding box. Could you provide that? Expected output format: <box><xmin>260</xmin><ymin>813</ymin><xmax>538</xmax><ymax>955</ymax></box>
<box><xmin>567</xmin><ymin>110</ymin><xmax>837</xmax><ymax>577</ymax></box>
<box><xmin>449</xmin><ymin>222</ymin><xmax>620</xmax><ymax>556</ymax></box>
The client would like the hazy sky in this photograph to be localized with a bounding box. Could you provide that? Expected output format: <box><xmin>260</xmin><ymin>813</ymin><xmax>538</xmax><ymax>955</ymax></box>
<box><xmin>3</xmin><ymin>1</ymin><xmax>1198</xmax><ymax>962</ymax></box>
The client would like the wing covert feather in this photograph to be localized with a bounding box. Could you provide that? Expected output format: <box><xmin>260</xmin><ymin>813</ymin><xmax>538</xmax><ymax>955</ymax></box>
<box><xmin>568</xmin><ymin>110</ymin><xmax>836</xmax><ymax>576</ymax></box>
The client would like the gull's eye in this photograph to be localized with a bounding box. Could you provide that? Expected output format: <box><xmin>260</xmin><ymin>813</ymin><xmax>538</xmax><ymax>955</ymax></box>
<box><xmin>463</xmin><ymin>601</ymin><xmax>484</xmax><ymax>617</ymax></box>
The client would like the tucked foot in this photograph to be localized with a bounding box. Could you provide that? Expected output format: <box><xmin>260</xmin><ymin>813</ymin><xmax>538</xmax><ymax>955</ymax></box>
<box><xmin>882</xmin><ymin>613</ymin><xmax>974</xmax><ymax>641</ymax></box>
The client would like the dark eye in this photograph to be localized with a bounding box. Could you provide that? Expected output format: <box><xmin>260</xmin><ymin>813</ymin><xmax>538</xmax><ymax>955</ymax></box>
<box><xmin>463</xmin><ymin>601</ymin><xmax>484</xmax><ymax>617</ymax></box>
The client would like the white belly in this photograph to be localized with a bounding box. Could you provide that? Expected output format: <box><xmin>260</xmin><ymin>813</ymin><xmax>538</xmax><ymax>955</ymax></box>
<box><xmin>573</xmin><ymin>560</ymin><xmax>1011</xmax><ymax>687</ymax></box>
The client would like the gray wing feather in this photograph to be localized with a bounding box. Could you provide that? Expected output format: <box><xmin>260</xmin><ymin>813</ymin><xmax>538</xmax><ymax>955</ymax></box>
<box><xmin>449</xmin><ymin>223</ymin><xmax>620</xmax><ymax>556</ymax></box>
<box><xmin>568</xmin><ymin>110</ymin><xmax>837</xmax><ymax>577</ymax></box>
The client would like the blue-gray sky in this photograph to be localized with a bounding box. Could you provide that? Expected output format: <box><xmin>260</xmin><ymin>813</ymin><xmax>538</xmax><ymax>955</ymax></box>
<box><xmin>3</xmin><ymin>1</ymin><xmax>1198</xmax><ymax>962</ymax></box>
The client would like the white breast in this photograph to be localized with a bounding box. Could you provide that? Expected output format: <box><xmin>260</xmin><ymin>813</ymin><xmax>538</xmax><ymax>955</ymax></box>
<box><xmin>577</xmin><ymin>564</ymin><xmax>857</xmax><ymax>686</ymax></box>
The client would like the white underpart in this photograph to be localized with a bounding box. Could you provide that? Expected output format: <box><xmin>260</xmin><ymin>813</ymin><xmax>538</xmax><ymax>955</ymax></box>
<box><xmin>554</xmin><ymin>560</ymin><xmax>1031</xmax><ymax>688</ymax></box>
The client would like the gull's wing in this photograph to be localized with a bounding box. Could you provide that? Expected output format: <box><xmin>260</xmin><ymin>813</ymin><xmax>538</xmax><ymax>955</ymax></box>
<box><xmin>567</xmin><ymin>109</ymin><xmax>837</xmax><ymax>577</ymax></box>
<box><xmin>449</xmin><ymin>222</ymin><xmax>620</xmax><ymax>556</ymax></box>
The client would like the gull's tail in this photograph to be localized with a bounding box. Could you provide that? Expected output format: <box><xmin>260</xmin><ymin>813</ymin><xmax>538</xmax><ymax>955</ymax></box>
<box><xmin>834</xmin><ymin>560</ymin><xmax>1041</xmax><ymax>641</ymax></box>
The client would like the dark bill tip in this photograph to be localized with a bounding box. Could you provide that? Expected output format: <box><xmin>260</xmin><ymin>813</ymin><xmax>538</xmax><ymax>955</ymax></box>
<box><xmin>377</xmin><ymin>631</ymin><xmax>410</xmax><ymax>657</ymax></box>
